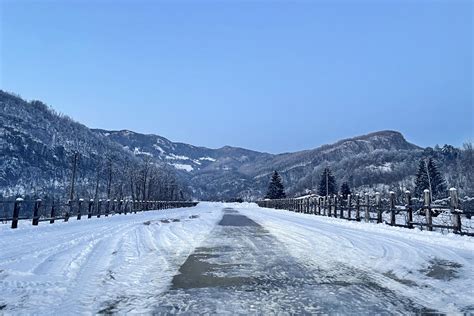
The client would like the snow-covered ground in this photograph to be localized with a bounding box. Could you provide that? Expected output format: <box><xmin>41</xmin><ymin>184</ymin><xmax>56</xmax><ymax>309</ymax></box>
<box><xmin>0</xmin><ymin>203</ymin><xmax>223</xmax><ymax>314</ymax></box>
<box><xmin>0</xmin><ymin>202</ymin><xmax>472</xmax><ymax>313</ymax></box>
<box><xmin>239</xmin><ymin>205</ymin><xmax>474</xmax><ymax>313</ymax></box>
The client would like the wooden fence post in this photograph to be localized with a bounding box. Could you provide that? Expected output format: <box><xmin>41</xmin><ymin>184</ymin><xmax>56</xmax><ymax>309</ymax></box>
<box><xmin>65</xmin><ymin>200</ymin><xmax>71</xmax><ymax>222</ymax></box>
<box><xmin>405</xmin><ymin>191</ymin><xmax>413</xmax><ymax>229</ymax></box>
<box><xmin>355</xmin><ymin>194</ymin><xmax>361</xmax><ymax>221</ymax></box>
<box><xmin>326</xmin><ymin>196</ymin><xmax>330</xmax><ymax>216</ymax></box>
<box><xmin>424</xmin><ymin>189</ymin><xmax>432</xmax><ymax>231</ymax></box>
<box><xmin>364</xmin><ymin>193</ymin><xmax>370</xmax><ymax>222</ymax></box>
<box><xmin>333</xmin><ymin>195</ymin><xmax>338</xmax><ymax>218</ymax></box>
<box><xmin>88</xmin><ymin>199</ymin><xmax>94</xmax><ymax>219</ymax></box>
<box><xmin>32</xmin><ymin>199</ymin><xmax>41</xmax><ymax>226</ymax></box>
<box><xmin>389</xmin><ymin>191</ymin><xmax>396</xmax><ymax>226</ymax></box>
<box><xmin>339</xmin><ymin>195</ymin><xmax>344</xmax><ymax>218</ymax></box>
<box><xmin>375</xmin><ymin>192</ymin><xmax>382</xmax><ymax>223</ymax></box>
<box><xmin>450</xmin><ymin>188</ymin><xmax>461</xmax><ymax>234</ymax></box>
<box><xmin>97</xmin><ymin>199</ymin><xmax>103</xmax><ymax>218</ymax></box>
<box><xmin>77</xmin><ymin>198</ymin><xmax>83</xmax><ymax>220</ymax></box>
<box><xmin>327</xmin><ymin>196</ymin><xmax>331</xmax><ymax>217</ymax></box>
<box><xmin>118</xmin><ymin>200</ymin><xmax>123</xmax><ymax>215</ymax></box>
<box><xmin>347</xmin><ymin>194</ymin><xmax>352</xmax><ymax>219</ymax></box>
<box><xmin>105</xmin><ymin>199</ymin><xmax>110</xmax><ymax>217</ymax></box>
<box><xmin>50</xmin><ymin>201</ymin><xmax>56</xmax><ymax>224</ymax></box>
<box><xmin>11</xmin><ymin>198</ymin><xmax>23</xmax><ymax>229</ymax></box>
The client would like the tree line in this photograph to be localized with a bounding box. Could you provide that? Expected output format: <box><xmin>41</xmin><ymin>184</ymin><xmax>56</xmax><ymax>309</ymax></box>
<box><xmin>265</xmin><ymin>155</ymin><xmax>453</xmax><ymax>200</ymax></box>
<box><xmin>65</xmin><ymin>153</ymin><xmax>184</xmax><ymax>202</ymax></box>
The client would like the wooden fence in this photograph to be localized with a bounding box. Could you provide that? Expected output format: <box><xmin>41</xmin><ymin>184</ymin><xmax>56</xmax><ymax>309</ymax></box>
<box><xmin>0</xmin><ymin>198</ymin><xmax>199</xmax><ymax>229</ymax></box>
<box><xmin>257</xmin><ymin>188</ymin><xmax>474</xmax><ymax>236</ymax></box>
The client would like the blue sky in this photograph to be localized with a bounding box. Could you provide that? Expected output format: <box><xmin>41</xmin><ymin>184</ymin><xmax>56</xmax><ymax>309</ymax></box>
<box><xmin>1</xmin><ymin>0</ymin><xmax>472</xmax><ymax>153</ymax></box>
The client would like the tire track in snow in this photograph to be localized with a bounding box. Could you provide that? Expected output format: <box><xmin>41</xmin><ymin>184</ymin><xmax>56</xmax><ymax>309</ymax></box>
<box><xmin>0</xmin><ymin>204</ymin><xmax>224</xmax><ymax>314</ymax></box>
<box><xmin>238</xmin><ymin>206</ymin><xmax>474</xmax><ymax>313</ymax></box>
<box><xmin>154</xmin><ymin>209</ymin><xmax>426</xmax><ymax>314</ymax></box>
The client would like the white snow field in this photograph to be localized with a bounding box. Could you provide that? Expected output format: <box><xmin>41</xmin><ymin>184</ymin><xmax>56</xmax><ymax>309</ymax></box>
<box><xmin>0</xmin><ymin>202</ymin><xmax>473</xmax><ymax>314</ymax></box>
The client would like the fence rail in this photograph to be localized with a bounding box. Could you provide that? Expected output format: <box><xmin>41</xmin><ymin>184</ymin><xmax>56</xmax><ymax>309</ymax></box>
<box><xmin>0</xmin><ymin>198</ymin><xmax>199</xmax><ymax>229</ymax></box>
<box><xmin>257</xmin><ymin>188</ymin><xmax>474</xmax><ymax>236</ymax></box>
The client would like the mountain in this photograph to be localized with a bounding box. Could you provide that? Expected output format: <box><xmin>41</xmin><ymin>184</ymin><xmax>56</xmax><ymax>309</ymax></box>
<box><xmin>0</xmin><ymin>91</ymin><xmax>180</xmax><ymax>200</ymax></box>
<box><xmin>93</xmin><ymin>129</ymin><xmax>429</xmax><ymax>200</ymax></box>
<box><xmin>91</xmin><ymin>129</ymin><xmax>273</xmax><ymax>200</ymax></box>
<box><xmin>2</xmin><ymin>91</ymin><xmax>472</xmax><ymax>200</ymax></box>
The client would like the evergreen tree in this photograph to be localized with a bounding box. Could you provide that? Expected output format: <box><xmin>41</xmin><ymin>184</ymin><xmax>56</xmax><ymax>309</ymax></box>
<box><xmin>414</xmin><ymin>159</ymin><xmax>429</xmax><ymax>197</ymax></box>
<box><xmin>414</xmin><ymin>158</ymin><xmax>446</xmax><ymax>199</ymax></box>
<box><xmin>340</xmin><ymin>182</ymin><xmax>351</xmax><ymax>198</ymax></box>
<box><xmin>318</xmin><ymin>167</ymin><xmax>337</xmax><ymax>196</ymax></box>
<box><xmin>427</xmin><ymin>158</ymin><xmax>446</xmax><ymax>198</ymax></box>
<box><xmin>265</xmin><ymin>171</ymin><xmax>286</xmax><ymax>199</ymax></box>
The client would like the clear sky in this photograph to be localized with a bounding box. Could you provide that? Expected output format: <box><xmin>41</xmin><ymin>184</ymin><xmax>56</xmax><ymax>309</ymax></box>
<box><xmin>1</xmin><ymin>0</ymin><xmax>472</xmax><ymax>153</ymax></box>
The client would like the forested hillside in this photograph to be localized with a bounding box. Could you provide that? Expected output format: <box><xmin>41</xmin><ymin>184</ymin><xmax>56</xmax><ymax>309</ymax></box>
<box><xmin>0</xmin><ymin>91</ymin><xmax>182</xmax><ymax>201</ymax></box>
<box><xmin>1</xmin><ymin>91</ymin><xmax>472</xmax><ymax>201</ymax></box>
<box><xmin>98</xmin><ymin>129</ymin><xmax>474</xmax><ymax>200</ymax></box>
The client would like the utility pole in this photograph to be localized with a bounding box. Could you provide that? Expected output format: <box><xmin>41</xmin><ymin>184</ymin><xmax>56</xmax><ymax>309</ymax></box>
<box><xmin>326</xmin><ymin>169</ymin><xmax>329</xmax><ymax>197</ymax></box>
<box><xmin>107</xmin><ymin>158</ymin><xmax>113</xmax><ymax>200</ymax></box>
<box><xmin>69</xmin><ymin>152</ymin><xmax>79</xmax><ymax>201</ymax></box>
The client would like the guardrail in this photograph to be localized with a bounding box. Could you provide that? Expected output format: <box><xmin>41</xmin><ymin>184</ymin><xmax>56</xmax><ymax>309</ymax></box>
<box><xmin>257</xmin><ymin>188</ymin><xmax>473</xmax><ymax>236</ymax></box>
<box><xmin>0</xmin><ymin>199</ymin><xmax>199</xmax><ymax>229</ymax></box>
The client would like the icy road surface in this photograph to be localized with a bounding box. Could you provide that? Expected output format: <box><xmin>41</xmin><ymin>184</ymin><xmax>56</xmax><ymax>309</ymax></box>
<box><xmin>0</xmin><ymin>202</ymin><xmax>473</xmax><ymax>314</ymax></box>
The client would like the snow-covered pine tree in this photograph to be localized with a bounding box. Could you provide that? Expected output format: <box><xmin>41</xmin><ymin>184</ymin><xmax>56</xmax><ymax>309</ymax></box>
<box><xmin>414</xmin><ymin>158</ymin><xmax>446</xmax><ymax>199</ymax></box>
<box><xmin>265</xmin><ymin>171</ymin><xmax>286</xmax><ymax>199</ymax></box>
<box><xmin>340</xmin><ymin>182</ymin><xmax>351</xmax><ymax>198</ymax></box>
<box><xmin>427</xmin><ymin>158</ymin><xmax>446</xmax><ymax>198</ymax></box>
<box><xmin>318</xmin><ymin>167</ymin><xmax>337</xmax><ymax>196</ymax></box>
<box><xmin>414</xmin><ymin>159</ymin><xmax>429</xmax><ymax>197</ymax></box>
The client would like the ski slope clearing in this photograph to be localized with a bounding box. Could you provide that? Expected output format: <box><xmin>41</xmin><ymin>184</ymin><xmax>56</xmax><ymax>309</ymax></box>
<box><xmin>0</xmin><ymin>203</ymin><xmax>472</xmax><ymax>313</ymax></box>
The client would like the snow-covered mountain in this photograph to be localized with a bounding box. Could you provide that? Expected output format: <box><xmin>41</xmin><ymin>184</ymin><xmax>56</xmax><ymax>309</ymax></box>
<box><xmin>3</xmin><ymin>90</ymin><xmax>471</xmax><ymax>201</ymax></box>
<box><xmin>94</xmin><ymin>129</ymin><xmax>427</xmax><ymax>200</ymax></box>
<box><xmin>0</xmin><ymin>91</ymin><xmax>178</xmax><ymax>199</ymax></box>
<box><xmin>92</xmin><ymin>129</ymin><xmax>273</xmax><ymax>200</ymax></box>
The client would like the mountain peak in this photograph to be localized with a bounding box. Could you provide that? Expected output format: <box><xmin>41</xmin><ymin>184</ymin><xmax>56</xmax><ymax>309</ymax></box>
<box><xmin>326</xmin><ymin>130</ymin><xmax>419</xmax><ymax>151</ymax></box>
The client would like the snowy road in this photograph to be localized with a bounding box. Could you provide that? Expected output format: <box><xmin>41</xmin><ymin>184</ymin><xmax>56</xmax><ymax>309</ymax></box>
<box><xmin>0</xmin><ymin>203</ymin><xmax>473</xmax><ymax>314</ymax></box>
